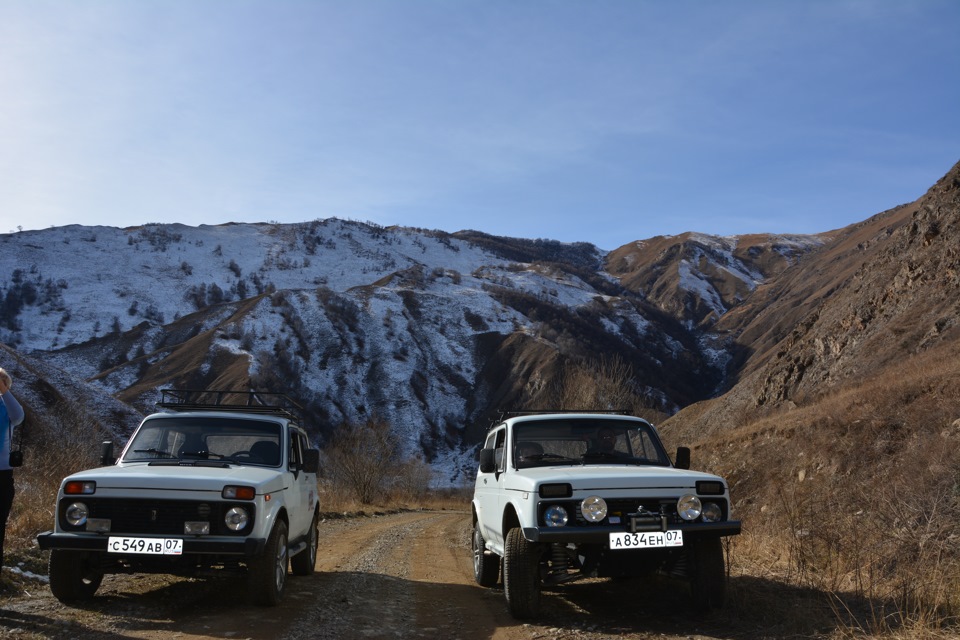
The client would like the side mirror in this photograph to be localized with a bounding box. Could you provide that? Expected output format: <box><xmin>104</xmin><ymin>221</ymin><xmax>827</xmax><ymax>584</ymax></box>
<box><xmin>479</xmin><ymin>448</ymin><xmax>496</xmax><ymax>474</ymax></box>
<box><xmin>100</xmin><ymin>441</ymin><xmax>117</xmax><ymax>466</ymax></box>
<box><xmin>303</xmin><ymin>448</ymin><xmax>320</xmax><ymax>474</ymax></box>
<box><xmin>675</xmin><ymin>446</ymin><xmax>690</xmax><ymax>470</ymax></box>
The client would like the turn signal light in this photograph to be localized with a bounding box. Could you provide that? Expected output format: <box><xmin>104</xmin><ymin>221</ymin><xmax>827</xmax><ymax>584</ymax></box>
<box><xmin>222</xmin><ymin>485</ymin><xmax>255</xmax><ymax>500</ymax></box>
<box><xmin>539</xmin><ymin>483</ymin><xmax>572</xmax><ymax>498</ymax></box>
<box><xmin>64</xmin><ymin>481</ymin><xmax>96</xmax><ymax>495</ymax></box>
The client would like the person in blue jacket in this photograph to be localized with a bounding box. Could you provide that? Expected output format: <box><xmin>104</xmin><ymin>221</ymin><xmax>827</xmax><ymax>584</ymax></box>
<box><xmin>0</xmin><ymin>367</ymin><xmax>25</xmax><ymax>570</ymax></box>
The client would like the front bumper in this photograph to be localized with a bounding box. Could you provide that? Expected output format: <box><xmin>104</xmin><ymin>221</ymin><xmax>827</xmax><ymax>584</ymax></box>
<box><xmin>36</xmin><ymin>531</ymin><xmax>267</xmax><ymax>556</ymax></box>
<box><xmin>522</xmin><ymin>519</ymin><xmax>741</xmax><ymax>544</ymax></box>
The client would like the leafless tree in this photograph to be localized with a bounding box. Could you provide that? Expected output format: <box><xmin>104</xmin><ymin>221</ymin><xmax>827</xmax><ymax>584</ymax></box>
<box><xmin>323</xmin><ymin>418</ymin><xmax>400</xmax><ymax>504</ymax></box>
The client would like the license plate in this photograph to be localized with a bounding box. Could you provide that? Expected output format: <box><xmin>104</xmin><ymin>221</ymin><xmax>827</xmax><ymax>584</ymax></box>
<box><xmin>609</xmin><ymin>530</ymin><xmax>683</xmax><ymax>550</ymax></box>
<box><xmin>107</xmin><ymin>536</ymin><xmax>183</xmax><ymax>555</ymax></box>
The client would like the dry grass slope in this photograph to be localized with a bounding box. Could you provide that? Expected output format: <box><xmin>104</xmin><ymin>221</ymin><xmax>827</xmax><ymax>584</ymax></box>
<box><xmin>662</xmin><ymin>160</ymin><xmax>960</xmax><ymax>637</ymax></box>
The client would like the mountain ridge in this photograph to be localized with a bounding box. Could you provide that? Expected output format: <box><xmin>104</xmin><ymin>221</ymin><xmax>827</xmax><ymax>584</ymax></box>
<box><xmin>3</xmin><ymin>160</ymin><xmax>957</xmax><ymax>484</ymax></box>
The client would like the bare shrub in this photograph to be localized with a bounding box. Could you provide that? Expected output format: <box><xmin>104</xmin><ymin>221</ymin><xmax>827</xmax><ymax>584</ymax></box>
<box><xmin>322</xmin><ymin>418</ymin><xmax>399</xmax><ymax>504</ymax></box>
<box><xmin>542</xmin><ymin>354</ymin><xmax>645</xmax><ymax>413</ymax></box>
<box><xmin>392</xmin><ymin>456</ymin><xmax>433</xmax><ymax>502</ymax></box>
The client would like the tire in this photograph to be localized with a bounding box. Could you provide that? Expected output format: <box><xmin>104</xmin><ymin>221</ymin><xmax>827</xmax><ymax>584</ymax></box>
<box><xmin>689</xmin><ymin>536</ymin><xmax>726</xmax><ymax>610</ymax></box>
<box><xmin>290</xmin><ymin>513</ymin><xmax>318</xmax><ymax>576</ymax></box>
<box><xmin>48</xmin><ymin>549</ymin><xmax>104</xmax><ymax>603</ymax></box>
<box><xmin>248</xmin><ymin>519</ymin><xmax>289</xmax><ymax>606</ymax></box>
<box><xmin>503</xmin><ymin>527</ymin><xmax>541</xmax><ymax>619</ymax></box>
<box><xmin>472</xmin><ymin>522</ymin><xmax>500</xmax><ymax>588</ymax></box>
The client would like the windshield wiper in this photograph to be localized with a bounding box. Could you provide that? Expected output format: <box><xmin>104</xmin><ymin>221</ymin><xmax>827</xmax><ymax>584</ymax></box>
<box><xmin>132</xmin><ymin>448</ymin><xmax>176</xmax><ymax>458</ymax></box>
<box><xmin>526</xmin><ymin>453</ymin><xmax>577</xmax><ymax>463</ymax></box>
<box><xmin>178</xmin><ymin>450</ymin><xmax>231</xmax><ymax>460</ymax></box>
<box><xmin>581</xmin><ymin>452</ymin><xmax>639</xmax><ymax>464</ymax></box>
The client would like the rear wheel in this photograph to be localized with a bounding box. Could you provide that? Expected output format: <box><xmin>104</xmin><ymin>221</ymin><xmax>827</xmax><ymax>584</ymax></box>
<box><xmin>503</xmin><ymin>527</ymin><xmax>541</xmax><ymax>619</ymax></box>
<box><xmin>472</xmin><ymin>522</ymin><xmax>500</xmax><ymax>587</ymax></box>
<box><xmin>48</xmin><ymin>549</ymin><xmax>103</xmax><ymax>602</ymax></box>
<box><xmin>290</xmin><ymin>513</ymin><xmax>318</xmax><ymax>576</ymax></box>
<box><xmin>248</xmin><ymin>520</ymin><xmax>288</xmax><ymax>606</ymax></box>
<box><xmin>689</xmin><ymin>536</ymin><xmax>726</xmax><ymax>610</ymax></box>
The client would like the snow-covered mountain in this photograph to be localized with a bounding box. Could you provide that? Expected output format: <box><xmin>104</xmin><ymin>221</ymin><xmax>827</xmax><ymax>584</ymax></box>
<box><xmin>0</xmin><ymin>218</ymin><xmax>823</xmax><ymax>484</ymax></box>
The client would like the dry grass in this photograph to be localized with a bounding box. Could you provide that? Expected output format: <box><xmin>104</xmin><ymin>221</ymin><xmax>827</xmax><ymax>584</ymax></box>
<box><xmin>685</xmin><ymin>347</ymin><xmax>960</xmax><ymax>638</ymax></box>
<box><xmin>317</xmin><ymin>483</ymin><xmax>471</xmax><ymax>516</ymax></box>
<box><xmin>7</xmin><ymin>401</ymin><xmax>108</xmax><ymax>554</ymax></box>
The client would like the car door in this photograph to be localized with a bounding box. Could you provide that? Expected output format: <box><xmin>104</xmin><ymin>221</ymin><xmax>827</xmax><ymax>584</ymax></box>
<box><xmin>475</xmin><ymin>426</ymin><xmax>506</xmax><ymax>549</ymax></box>
<box><xmin>284</xmin><ymin>426</ymin><xmax>309</xmax><ymax>538</ymax></box>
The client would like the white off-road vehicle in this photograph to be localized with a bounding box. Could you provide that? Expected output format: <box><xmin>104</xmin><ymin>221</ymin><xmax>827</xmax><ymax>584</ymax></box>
<box><xmin>37</xmin><ymin>389</ymin><xmax>320</xmax><ymax>606</ymax></box>
<box><xmin>472</xmin><ymin>411</ymin><xmax>741</xmax><ymax>619</ymax></box>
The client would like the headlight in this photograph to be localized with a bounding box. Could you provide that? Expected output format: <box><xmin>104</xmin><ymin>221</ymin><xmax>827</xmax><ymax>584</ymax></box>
<box><xmin>677</xmin><ymin>495</ymin><xmax>702</xmax><ymax>521</ymax></box>
<box><xmin>702</xmin><ymin>502</ymin><xmax>722</xmax><ymax>523</ymax></box>
<box><xmin>223</xmin><ymin>507</ymin><xmax>250</xmax><ymax>531</ymax></box>
<box><xmin>544</xmin><ymin>505</ymin><xmax>569</xmax><ymax>527</ymax></box>
<box><xmin>580</xmin><ymin>496</ymin><xmax>608</xmax><ymax>523</ymax></box>
<box><xmin>65</xmin><ymin>502</ymin><xmax>89</xmax><ymax>527</ymax></box>
<box><xmin>224</xmin><ymin>506</ymin><xmax>250</xmax><ymax>531</ymax></box>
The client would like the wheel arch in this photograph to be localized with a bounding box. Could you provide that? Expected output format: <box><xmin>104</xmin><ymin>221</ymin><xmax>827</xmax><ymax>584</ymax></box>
<box><xmin>501</xmin><ymin>503</ymin><xmax>521</xmax><ymax>541</ymax></box>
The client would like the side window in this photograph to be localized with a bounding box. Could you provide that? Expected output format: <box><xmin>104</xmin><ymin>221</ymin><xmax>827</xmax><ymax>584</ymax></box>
<box><xmin>288</xmin><ymin>428</ymin><xmax>302</xmax><ymax>470</ymax></box>
<box><xmin>299</xmin><ymin>433</ymin><xmax>309</xmax><ymax>455</ymax></box>
<box><xmin>493</xmin><ymin>428</ymin><xmax>506</xmax><ymax>473</ymax></box>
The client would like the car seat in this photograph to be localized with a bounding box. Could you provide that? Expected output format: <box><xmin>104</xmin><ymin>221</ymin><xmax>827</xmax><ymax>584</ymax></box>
<box><xmin>249</xmin><ymin>440</ymin><xmax>280</xmax><ymax>465</ymax></box>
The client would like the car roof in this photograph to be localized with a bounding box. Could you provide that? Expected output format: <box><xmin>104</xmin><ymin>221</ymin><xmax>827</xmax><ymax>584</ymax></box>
<box><xmin>500</xmin><ymin>412</ymin><xmax>653</xmax><ymax>426</ymax></box>
<box><xmin>144</xmin><ymin>411</ymin><xmax>293</xmax><ymax>427</ymax></box>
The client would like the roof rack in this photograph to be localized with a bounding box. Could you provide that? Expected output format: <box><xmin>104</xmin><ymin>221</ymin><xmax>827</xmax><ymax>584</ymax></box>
<box><xmin>157</xmin><ymin>389</ymin><xmax>304</xmax><ymax>426</ymax></box>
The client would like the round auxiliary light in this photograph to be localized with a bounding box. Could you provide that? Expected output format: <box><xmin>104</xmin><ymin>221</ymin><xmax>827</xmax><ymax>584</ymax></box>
<box><xmin>544</xmin><ymin>505</ymin><xmax>569</xmax><ymax>527</ymax></box>
<box><xmin>677</xmin><ymin>495</ymin><xmax>702</xmax><ymax>521</ymax></box>
<box><xmin>702</xmin><ymin>502</ymin><xmax>722</xmax><ymax>523</ymax></box>
<box><xmin>224</xmin><ymin>506</ymin><xmax>250</xmax><ymax>531</ymax></box>
<box><xmin>65</xmin><ymin>502</ymin><xmax>89</xmax><ymax>527</ymax></box>
<box><xmin>580</xmin><ymin>496</ymin><xmax>608</xmax><ymax>523</ymax></box>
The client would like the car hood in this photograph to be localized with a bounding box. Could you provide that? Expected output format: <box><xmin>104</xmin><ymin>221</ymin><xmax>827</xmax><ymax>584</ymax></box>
<box><xmin>503</xmin><ymin>464</ymin><xmax>726</xmax><ymax>494</ymax></box>
<box><xmin>63</xmin><ymin>463</ymin><xmax>286</xmax><ymax>495</ymax></box>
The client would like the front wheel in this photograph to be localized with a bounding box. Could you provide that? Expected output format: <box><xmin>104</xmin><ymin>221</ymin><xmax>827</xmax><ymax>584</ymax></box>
<box><xmin>248</xmin><ymin>520</ymin><xmax>289</xmax><ymax>606</ymax></box>
<box><xmin>290</xmin><ymin>513</ymin><xmax>318</xmax><ymax>576</ymax></box>
<box><xmin>472</xmin><ymin>522</ymin><xmax>500</xmax><ymax>587</ymax></box>
<box><xmin>689</xmin><ymin>536</ymin><xmax>726</xmax><ymax>610</ymax></box>
<box><xmin>48</xmin><ymin>549</ymin><xmax>104</xmax><ymax>603</ymax></box>
<box><xmin>503</xmin><ymin>527</ymin><xmax>541</xmax><ymax>619</ymax></box>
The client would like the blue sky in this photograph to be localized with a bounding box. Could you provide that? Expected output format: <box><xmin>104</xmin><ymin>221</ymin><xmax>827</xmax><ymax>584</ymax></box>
<box><xmin>1</xmin><ymin>1</ymin><xmax>958</xmax><ymax>249</ymax></box>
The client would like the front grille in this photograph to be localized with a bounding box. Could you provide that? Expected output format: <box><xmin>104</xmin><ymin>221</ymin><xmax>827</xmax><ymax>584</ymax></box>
<box><xmin>539</xmin><ymin>496</ymin><xmax>729</xmax><ymax>527</ymax></box>
<box><xmin>579</xmin><ymin>498</ymin><xmax>680</xmax><ymax>525</ymax></box>
<box><xmin>59</xmin><ymin>498</ymin><xmax>255</xmax><ymax>536</ymax></box>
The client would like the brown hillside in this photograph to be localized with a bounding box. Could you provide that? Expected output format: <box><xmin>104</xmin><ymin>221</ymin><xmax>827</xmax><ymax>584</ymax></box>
<box><xmin>660</xmin><ymin>160</ymin><xmax>960</xmax><ymax>632</ymax></box>
<box><xmin>666</xmin><ymin>159</ymin><xmax>960</xmax><ymax>443</ymax></box>
<box><xmin>606</xmin><ymin>232</ymin><xmax>823</xmax><ymax>328</ymax></box>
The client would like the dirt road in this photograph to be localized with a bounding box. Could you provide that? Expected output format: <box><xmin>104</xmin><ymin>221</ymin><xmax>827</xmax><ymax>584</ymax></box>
<box><xmin>0</xmin><ymin>511</ymin><xmax>762</xmax><ymax>639</ymax></box>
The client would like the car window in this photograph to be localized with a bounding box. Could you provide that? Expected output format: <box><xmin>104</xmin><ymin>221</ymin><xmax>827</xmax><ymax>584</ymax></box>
<box><xmin>123</xmin><ymin>416</ymin><xmax>282</xmax><ymax>466</ymax></box>
<box><xmin>288</xmin><ymin>428</ymin><xmax>302</xmax><ymax>470</ymax></box>
<box><xmin>492</xmin><ymin>428</ymin><xmax>506</xmax><ymax>473</ymax></box>
<box><xmin>512</xmin><ymin>419</ymin><xmax>670</xmax><ymax>467</ymax></box>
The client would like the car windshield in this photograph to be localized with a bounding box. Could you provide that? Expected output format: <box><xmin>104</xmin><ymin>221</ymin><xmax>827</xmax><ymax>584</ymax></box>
<box><xmin>513</xmin><ymin>418</ymin><xmax>671</xmax><ymax>469</ymax></box>
<box><xmin>122</xmin><ymin>416</ymin><xmax>283</xmax><ymax>467</ymax></box>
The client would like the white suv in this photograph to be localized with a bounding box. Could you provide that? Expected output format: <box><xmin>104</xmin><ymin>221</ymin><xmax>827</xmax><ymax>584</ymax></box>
<box><xmin>472</xmin><ymin>411</ymin><xmax>741</xmax><ymax>619</ymax></box>
<box><xmin>37</xmin><ymin>390</ymin><xmax>320</xmax><ymax>606</ymax></box>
